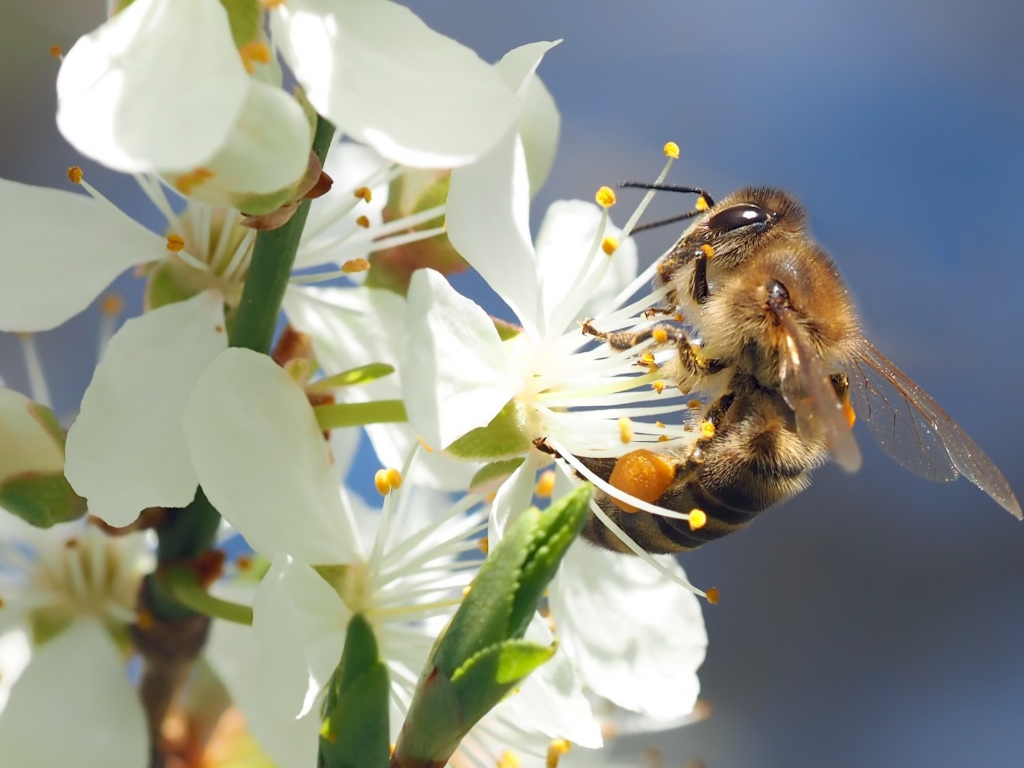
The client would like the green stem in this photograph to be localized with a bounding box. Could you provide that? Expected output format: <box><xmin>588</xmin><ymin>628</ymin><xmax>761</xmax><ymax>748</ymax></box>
<box><xmin>314</xmin><ymin>400</ymin><xmax>408</xmax><ymax>430</ymax></box>
<box><xmin>162</xmin><ymin>568</ymin><xmax>254</xmax><ymax>626</ymax></box>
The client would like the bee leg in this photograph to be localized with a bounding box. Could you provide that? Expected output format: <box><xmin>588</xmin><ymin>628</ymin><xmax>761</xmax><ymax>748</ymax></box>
<box><xmin>642</xmin><ymin>305</ymin><xmax>676</xmax><ymax>319</ymax></box>
<box><xmin>581</xmin><ymin>321</ymin><xmax>684</xmax><ymax>352</ymax></box>
<box><xmin>691</xmin><ymin>248</ymin><xmax>710</xmax><ymax>304</ymax></box>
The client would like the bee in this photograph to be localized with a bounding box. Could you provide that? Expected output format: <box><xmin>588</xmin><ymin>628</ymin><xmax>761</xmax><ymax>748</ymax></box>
<box><xmin>575</xmin><ymin>184</ymin><xmax>1020</xmax><ymax>554</ymax></box>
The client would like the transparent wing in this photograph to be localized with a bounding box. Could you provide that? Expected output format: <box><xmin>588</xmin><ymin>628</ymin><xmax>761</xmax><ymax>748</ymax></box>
<box><xmin>777</xmin><ymin>310</ymin><xmax>862</xmax><ymax>472</ymax></box>
<box><xmin>848</xmin><ymin>339</ymin><xmax>1021</xmax><ymax>518</ymax></box>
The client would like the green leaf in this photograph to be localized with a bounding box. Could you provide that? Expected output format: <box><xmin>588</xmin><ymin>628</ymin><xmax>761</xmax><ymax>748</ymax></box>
<box><xmin>468</xmin><ymin>458</ymin><xmax>525</xmax><ymax>495</ymax></box>
<box><xmin>319</xmin><ymin>615</ymin><xmax>390</xmax><ymax>768</ymax></box>
<box><xmin>449</xmin><ymin>639</ymin><xmax>555</xmax><ymax>724</ymax></box>
<box><xmin>0</xmin><ymin>473</ymin><xmax>86</xmax><ymax>528</ymax></box>
<box><xmin>218</xmin><ymin>0</ymin><xmax>263</xmax><ymax>48</ymax></box>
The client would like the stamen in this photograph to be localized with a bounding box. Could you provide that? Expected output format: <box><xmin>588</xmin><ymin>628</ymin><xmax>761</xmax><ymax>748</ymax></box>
<box><xmin>618</xmin><ymin>417</ymin><xmax>634</xmax><ymax>444</ymax></box>
<box><xmin>166</xmin><ymin>234</ymin><xmax>185</xmax><ymax>252</ymax></box>
<box><xmin>617</xmin><ymin>147</ymin><xmax>678</xmax><ymax>240</ymax></box>
<box><xmin>601</xmin><ymin>235</ymin><xmax>619</xmax><ymax>255</ymax></box>
<box><xmin>498</xmin><ymin>751</ymin><xmax>522</xmax><ymax>768</ymax></box>
<box><xmin>535</xmin><ymin>470</ymin><xmax>556</xmax><ymax>498</ymax></box>
<box><xmin>547</xmin><ymin>740</ymin><xmax>571</xmax><ymax>768</ymax></box>
<box><xmin>356</xmin><ymin>215</ymin><xmax>371</xmax><ymax>228</ymax></box>
<box><xmin>663</xmin><ymin>141</ymin><xmax>680</xmax><ymax>159</ymax></box>
<box><xmin>174</xmin><ymin>168</ymin><xmax>215</xmax><ymax>196</ymax></box>
<box><xmin>477</xmin><ymin>537</ymin><xmax>489</xmax><ymax>555</ymax></box>
<box><xmin>689</xmin><ymin>509</ymin><xmax>707</xmax><ymax>530</ymax></box>
<box><xmin>49</xmin><ymin>45</ymin><xmax>63</xmax><ymax>60</ymax></box>
<box><xmin>706</xmin><ymin>587</ymin><xmax>720</xmax><ymax>604</ymax></box>
<box><xmin>595</xmin><ymin>186</ymin><xmax>617</xmax><ymax>208</ymax></box>
<box><xmin>99</xmin><ymin>293</ymin><xmax>124</xmax><ymax>360</ymax></box>
<box><xmin>417</xmin><ymin>436</ymin><xmax>434</xmax><ymax>453</ymax></box>
<box><xmin>652</xmin><ymin>380</ymin><xmax>666</xmax><ymax>394</ymax></box>
<box><xmin>354</xmin><ymin>186</ymin><xmax>373</xmax><ymax>202</ymax></box>
<box><xmin>688</xmin><ymin>399</ymin><xmax>702</xmax><ymax>409</ymax></box>
<box><xmin>342</xmin><ymin>258</ymin><xmax>370</xmax><ymax>273</ymax></box>
<box><xmin>67</xmin><ymin>166</ymin><xmax>83</xmax><ymax>184</ymax></box>
<box><xmin>374</xmin><ymin>470</ymin><xmax>391</xmax><ymax>496</ymax></box>
<box><xmin>385</xmin><ymin>467</ymin><xmax>403</xmax><ymax>491</ymax></box>
<box><xmin>238</xmin><ymin>40</ymin><xmax>272</xmax><ymax>74</ymax></box>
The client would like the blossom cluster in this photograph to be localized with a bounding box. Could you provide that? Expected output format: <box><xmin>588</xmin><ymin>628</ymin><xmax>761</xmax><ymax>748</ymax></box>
<box><xmin>0</xmin><ymin>2</ymin><xmax>709</xmax><ymax>767</ymax></box>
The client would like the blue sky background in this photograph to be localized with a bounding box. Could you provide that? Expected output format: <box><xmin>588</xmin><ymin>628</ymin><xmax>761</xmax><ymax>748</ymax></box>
<box><xmin>2</xmin><ymin>1</ymin><xmax>1023</xmax><ymax>765</ymax></box>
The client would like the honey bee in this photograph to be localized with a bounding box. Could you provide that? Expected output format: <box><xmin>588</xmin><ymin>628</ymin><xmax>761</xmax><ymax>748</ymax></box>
<box><xmin>575</xmin><ymin>184</ymin><xmax>1020</xmax><ymax>554</ymax></box>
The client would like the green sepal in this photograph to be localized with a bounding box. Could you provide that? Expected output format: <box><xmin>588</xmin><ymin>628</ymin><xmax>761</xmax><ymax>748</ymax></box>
<box><xmin>449</xmin><ymin>639</ymin><xmax>555</xmax><ymax>722</ymax></box>
<box><xmin>468</xmin><ymin>458</ymin><xmax>525</xmax><ymax>495</ymax></box>
<box><xmin>218</xmin><ymin>0</ymin><xmax>263</xmax><ymax>48</ymax></box>
<box><xmin>446</xmin><ymin>401</ymin><xmax>532</xmax><ymax>460</ymax></box>
<box><xmin>145</xmin><ymin>258</ymin><xmax>240</xmax><ymax>315</ymax></box>
<box><xmin>309</xmin><ymin>363</ymin><xmax>395</xmax><ymax>392</ymax></box>
<box><xmin>319</xmin><ymin>614</ymin><xmax>390</xmax><ymax>768</ymax></box>
<box><xmin>493</xmin><ymin>318</ymin><xmax>523</xmax><ymax>342</ymax></box>
<box><xmin>0</xmin><ymin>473</ymin><xmax>86</xmax><ymax>528</ymax></box>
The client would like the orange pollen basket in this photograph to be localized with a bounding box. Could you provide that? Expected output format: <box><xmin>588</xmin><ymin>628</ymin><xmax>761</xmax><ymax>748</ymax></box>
<box><xmin>607</xmin><ymin>449</ymin><xmax>677</xmax><ymax>513</ymax></box>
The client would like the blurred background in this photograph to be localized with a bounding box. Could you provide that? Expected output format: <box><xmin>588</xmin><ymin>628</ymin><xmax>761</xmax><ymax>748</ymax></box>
<box><xmin>2</xmin><ymin>0</ymin><xmax>1023</xmax><ymax>765</ymax></box>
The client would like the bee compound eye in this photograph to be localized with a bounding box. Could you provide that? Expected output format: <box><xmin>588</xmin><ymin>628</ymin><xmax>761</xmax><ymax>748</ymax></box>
<box><xmin>707</xmin><ymin>203</ymin><xmax>770</xmax><ymax>233</ymax></box>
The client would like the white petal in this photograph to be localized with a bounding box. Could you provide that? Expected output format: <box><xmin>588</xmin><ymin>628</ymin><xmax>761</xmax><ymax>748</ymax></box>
<box><xmin>184</xmin><ymin>348</ymin><xmax>359</xmax><ymax>565</ymax></box>
<box><xmin>0</xmin><ymin>179</ymin><xmax>165</xmax><ymax>331</ymax></box>
<box><xmin>0</xmin><ymin>630</ymin><xmax>31</xmax><ymax>712</ymax></box>
<box><xmin>519</xmin><ymin>74</ymin><xmax>560</xmax><ymax>197</ymax></box>
<box><xmin>284</xmin><ymin>285</ymin><xmax>478</xmax><ymax>490</ymax></box>
<box><xmin>272</xmin><ymin>0</ymin><xmax>517</xmax><ymax>168</ymax></box>
<box><xmin>297</xmin><ymin>142</ymin><xmax>390</xmax><ymax>270</ymax></box>
<box><xmin>207</xmin><ymin>585</ymin><xmax>320</xmax><ymax>768</ymax></box>
<box><xmin>535</xmin><ymin>200</ymin><xmax>638</xmax><ymax>329</ymax></box>
<box><xmin>549</xmin><ymin>543</ymin><xmax>707</xmax><ymax>720</ymax></box>
<box><xmin>65</xmin><ymin>291</ymin><xmax>227</xmax><ymax>527</ymax></box>
<box><xmin>252</xmin><ymin>555</ymin><xmax>348</xmax><ymax>720</ymax></box>
<box><xmin>57</xmin><ymin>0</ymin><xmax>248</xmax><ymax>173</ymax></box>
<box><xmin>501</xmin><ymin>614</ymin><xmax>602</xmax><ymax>747</ymax></box>
<box><xmin>0</xmin><ymin>620</ymin><xmax>147</xmax><ymax>768</ymax></box>
<box><xmin>403</xmin><ymin>270</ymin><xmax>520</xmax><ymax>450</ymax></box>
<box><xmin>169</xmin><ymin>82</ymin><xmax>312</xmax><ymax>208</ymax></box>
<box><xmin>487</xmin><ymin>451</ymin><xmax>545</xmax><ymax>549</ymax></box>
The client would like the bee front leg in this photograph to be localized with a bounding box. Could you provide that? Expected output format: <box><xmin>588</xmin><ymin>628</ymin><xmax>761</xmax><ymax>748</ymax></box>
<box><xmin>691</xmin><ymin>248</ymin><xmax>710</xmax><ymax>304</ymax></box>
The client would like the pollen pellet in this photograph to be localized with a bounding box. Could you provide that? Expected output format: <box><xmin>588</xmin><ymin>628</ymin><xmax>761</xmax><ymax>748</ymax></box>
<box><xmin>374</xmin><ymin>469</ymin><xmax>391</xmax><ymax>496</ymax></box>
<box><xmin>700</xmin><ymin>243</ymin><xmax>715</xmax><ymax>259</ymax></box>
<box><xmin>67</xmin><ymin>166</ymin><xmax>83</xmax><ymax>184</ymax></box>
<box><xmin>354</xmin><ymin>186</ymin><xmax>373</xmax><ymax>202</ymax></box>
<box><xmin>385</xmin><ymin>467</ymin><xmax>403</xmax><ymax>491</ymax></box>
<box><xmin>706</xmin><ymin>587</ymin><xmax>720</xmax><ymax>605</ymax></box>
<box><xmin>101</xmin><ymin>293</ymin><xmax>124</xmax><ymax>317</ymax></box>
<box><xmin>618</xmin><ymin>416</ymin><xmax>634</xmax><ymax>444</ymax></box>
<box><xmin>601</xmin><ymin>235</ymin><xmax>619</xmax><ymax>255</ymax></box>
<box><xmin>595</xmin><ymin>186</ymin><xmax>617</xmax><ymax>208</ymax></box>
<box><xmin>652</xmin><ymin>328</ymin><xmax>669</xmax><ymax>344</ymax></box>
<box><xmin>689</xmin><ymin>508</ymin><xmax>707</xmax><ymax>530</ymax></box>
<box><xmin>547</xmin><ymin>739</ymin><xmax>572</xmax><ymax>768</ymax></box>
<box><xmin>696</xmin><ymin>196</ymin><xmax>710</xmax><ymax>212</ymax></box>
<box><xmin>166</xmin><ymin>234</ymin><xmax>185</xmax><ymax>252</ymax></box>
<box><xmin>356</xmin><ymin>215</ymin><xmax>371</xmax><ymax>229</ymax></box>
<box><xmin>607</xmin><ymin>449</ymin><xmax>677</xmax><ymax>513</ymax></box>
<box><xmin>700</xmin><ymin>421</ymin><xmax>715</xmax><ymax>439</ymax></box>
<box><xmin>663</xmin><ymin>141</ymin><xmax>680</xmax><ymax>159</ymax></box>
<box><xmin>341</xmin><ymin>258</ymin><xmax>370</xmax><ymax>273</ymax></box>
<box><xmin>535</xmin><ymin>470</ymin><xmax>556</xmax><ymax>498</ymax></box>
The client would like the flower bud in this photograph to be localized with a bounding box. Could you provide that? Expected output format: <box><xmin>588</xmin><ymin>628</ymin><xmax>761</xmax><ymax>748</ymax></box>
<box><xmin>0</xmin><ymin>389</ymin><xmax>86</xmax><ymax>527</ymax></box>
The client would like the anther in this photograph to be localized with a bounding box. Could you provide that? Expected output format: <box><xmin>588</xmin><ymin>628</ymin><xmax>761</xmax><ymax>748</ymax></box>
<box><xmin>354</xmin><ymin>186</ymin><xmax>373</xmax><ymax>202</ymax></box>
<box><xmin>618</xmin><ymin>416</ymin><xmax>634</xmax><ymax>444</ymax></box>
<box><xmin>706</xmin><ymin>587</ymin><xmax>720</xmax><ymax>605</ymax></box>
<box><xmin>640</xmin><ymin>352</ymin><xmax>656</xmax><ymax>367</ymax></box>
<box><xmin>341</xmin><ymin>258</ymin><xmax>370</xmax><ymax>273</ymax></box>
<box><xmin>655</xmin><ymin>421</ymin><xmax>666</xmax><ymax>428</ymax></box>
<box><xmin>49</xmin><ymin>45</ymin><xmax>63</xmax><ymax>59</ymax></box>
<box><xmin>238</xmin><ymin>40</ymin><xmax>272</xmax><ymax>74</ymax></box>
<box><xmin>601</xmin><ymin>235</ymin><xmax>619</xmax><ymax>255</ymax></box>
<box><xmin>700</xmin><ymin>243</ymin><xmax>715</xmax><ymax>259</ymax></box>
<box><xmin>136</xmin><ymin>609</ymin><xmax>155</xmax><ymax>631</ymax></box>
<box><xmin>462</xmin><ymin>585</ymin><xmax>472</xmax><ymax>597</ymax></box>
<box><xmin>417</xmin><ymin>436</ymin><xmax>434</xmax><ymax>453</ymax></box>
<box><xmin>688</xmin><ymin>399</ymin><xmax>702</xmax><ymax>409</ymax></box>
<box><xmin>374</xmin><ymin>469</ymin><xmax>391</xmax><ymax>496</ymax></box>
<box><xmin>658</xmin><ymin>434</ymin><xmax>670</xmax><ymax>442</ymax></box>
<box><xmin>700</xmin><ymin>421</ymin><xmax>715</xmax><ymax>439</ymax></box>
<box><xmin>695</xmin><ymin>196</ymin><xmax>710</xmax><ymax>212</ymax></box>
<box><xmin>652</xmin><ymin>380</ymin><xmax>666</xmax><ymax>394</ymax></box>
<box><xmin>689</xmin><ymin>508</ymin><xmax>707</xmax><ymax>530</ymax></box>
<box><xmin>547</xmin><ymin>739</ymin><xmax>572</xmax><ymax>768</ymax></box>
<box><xmin>674</xmin><ymin>313</ymin><xmax>685</xmax><ymax>322</ymax></box>
<box><xmin>535</xmin><ymin>470</ymin><xmax>556</xmax><ymax>498</ymax></box>
<box><xmin>356</xmin><ymin>215</ymin><xmax>371</xmax><ymax>228</ymax></box>
<box><xmin>595</xmin><ymin>186</ymin><xmax>617</xmax><ymax>208</ymax></box>
<box><xmin>101</xmin><ymin>293</ymin><xmax>124</xmax><ymax>317</ymax></box>
<box><xmin>663</xmin><ymin>141</ymin><xmax>680</xmax><ymax>159</ymax></box>
<box><xmin>67</xmin><ymin>166</ymin><xmax>83</xmax><ymax>184</ymax></box>
<box><xmin>174</xmin><ymin>168</ymin><xmax>215</xmax><ymax>195</ymax></box>
<box><xmin>652</xmin><ymin>328</ymin><xmax>669</xmax><ymax>344</ymax></box>
<box><xmin>385</xmin><ymin>467</ymin><xmax>403</xmax><ymax>491</ymax></box>
<box><xmin>498</xmin><ymin>751</ymin><xmax>522</xmax><ymax>768</ymax></box>
<box><xmin>166</xmin><ymin>234</ymin><xmax>185</xmax><ymax>252</ymax></box>
<box><xmin>477</xmin><ymin>537</ymin><xmax>489</xmax><ymax>555</ymax></box>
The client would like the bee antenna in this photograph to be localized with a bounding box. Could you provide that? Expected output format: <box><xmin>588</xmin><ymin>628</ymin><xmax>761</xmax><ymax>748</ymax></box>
<box><xmin>618</xmin><ymin>182</ymin><xmax>716</xmax><ymax>207</ymax></box>
<box><xmin>630</xmin><ymin>210</ymin><xmax>704</xmax><ymax>234</ymax></box>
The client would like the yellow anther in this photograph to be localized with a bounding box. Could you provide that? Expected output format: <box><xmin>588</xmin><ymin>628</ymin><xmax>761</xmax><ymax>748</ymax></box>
<box><xmin>601</xmin><ymin>235</ymin><xmax>619</xmax><ymax>255</ymax></box>
<box><xmin>674</xmin><ymin>313</ymin><xmax>685</xmax><ymax>323</ymax></box>
<box><xmin>695</xmin><ymin>196</ymin><xmax>710</xmax><ymax>212</ymax></box>
<box><xmin>385</xmin><ymin>467</ymin><xmax>403</xmax><ymax>491</ymax></box>
<box><xmin>663</xmin><ymin>141</ymin><xmax>680</xmax><ymax>159</ymax></box>
<box><xmin>546</xmin><ymin>739</ymin><xmax>572</xmax><ymax>768</ymax></box>
<box><xmin>651</xmin><ymin>380</ymin><xmax>666</xmax><ymax>394</ymax></box>
<box><xmin>658</xmin><ymin>434</ymin><xmax>671</xmax><ymax>442</ymax></box>
<box><xmin>235</xmin><ymin>555</ymin><xmax>254</xmax><ymax>572</ymax></box>
<box><xmin>477</xmin><ymin>537</ymin><xmax>490</xmax><ymax>555</ymax></box>
<box><xmin>354</xmin><ymin>186</ymin><xmax>373</xmax><ymax>202</ymax></box>
<box><xmin>417</xmin><ymin>436</ymin><xmax>434</xmax><ymax>453</ymax></box>
<box><xmin>640</xmin><ymin>352</ymin><xmax>656</xmax><ymax>366</ymax></box>
<box><xmin>341</xmin><ymin>258</ymin><xmax>370</xmax><ymax>273</ymax></box>
<box><xmin>356</xmin><ymin>215</ymin><xmax>371</xmax><ymax>229</ymax></box>
<box><xmin>174</xmin><ymin>167</ymin><xmax>215</xmax><ymax>195</ymax></box>
<box><xmin>49</xmin><ymin>45</ymin><xmax>63</xmax><ymax>59</ymax></box>
<box><xmin>238</xmin><ymin>40</ymin><xmax>272</xmax><ymax>74</ymax></box>
<box><xmin>689</xmin><ymin>508</ymin><xmax>707</xmax><ymax>530</ymax></box>
<box><xmin>67</xmin><ymin>166</ymin><xmax>83</xmax><ymax>184</ymax></box>
<box><xmin>651</xmin><ymin>328</ymin><xmax>669</xmax><ymax>344</ymax></box>
<box><xmin>655</xmin><ymin>421</ymin><xmax>666</xmax><ymax>429</ymax></box>
<box><xmin>706</xmin><ymin>587</ymin><xmax>720</xmax><ymax>605</ymax></box>
<box><xmin>688</xmin><ymin>399</ymin><xmax>702</xmax><ymax>409</ymax></box>
<box><xmin>595</xmin><ymin>186</ymin><xmax>617</xmax><ymax>208</ymax></box>
<box><xmin>498</xmin><ymin>751</ymin><xmax>522</xmax><ymax>768</ymax></box>
<box><xmin>166</xmin><ymin>234</ymin><xmax>185</xmax><ymax>252</ymax></box>
<box><xmin>101</xmin><ymin>293</ymin><xmax>124</xmax><ymax>317</ymax></box>
<box><xmin>374</xmin><ymin>469</ymin><xmax>391</xmax><ymax>496</ymax></box>
<box><xmin>700</xmin><ymin>243</ymin><xmax>715</xmax><ymax>259</ymax></box>
<box><xmin>618</xmin><ymin>416</ymin><xmax>634</xmax><ymax>444</ymax></box>
<box><xmin>700</xmin><ymin>420</ymin><xmax>715</xmax><ymax>439</ymax></box>
<box><xmin>535</xmin><ymin>469</ymin><xmax>556</xmax><ymax>498</ymax></box>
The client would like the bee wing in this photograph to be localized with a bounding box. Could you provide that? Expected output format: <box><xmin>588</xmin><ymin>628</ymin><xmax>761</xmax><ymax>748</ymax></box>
<box><xmin>776</xmin><ymin>310</ymin><xmax>862</xmax><ymax>472</ymax></box>
<box><xmin>848</xmin><ymin>340</ymin><xmax>1021</xmax><ymax>518</ymax></box>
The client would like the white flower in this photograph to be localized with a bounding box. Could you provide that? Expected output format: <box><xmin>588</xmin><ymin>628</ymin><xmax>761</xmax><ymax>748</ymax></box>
<box><xmin>181</xmin><ymin>349</ymin><xmax>601</xmax><ymax>758</ymax></box>
<box><xmin>0</xmin><ymin>515</ymin><xmax>151</xmax><ymax>768</ymax></box>
<box><xmin>56</xmin><ymin>0</ymin><xmax>310</xmax><ymax>204</ymax></box>
<box><xmin>270</xmin><ymin>0</ymin><xmax>526</xmax><ymax>168</ymax></box>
